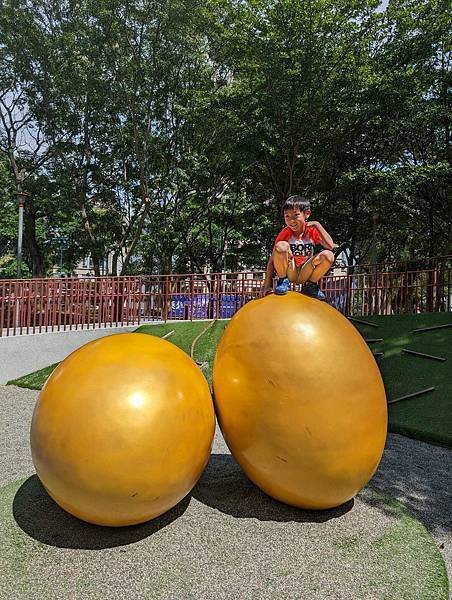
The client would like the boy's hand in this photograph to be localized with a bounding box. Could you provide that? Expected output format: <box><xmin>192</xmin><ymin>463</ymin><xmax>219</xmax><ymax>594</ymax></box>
<box><xmin>306</xmin><ymin>220</ymin><xmax>320</xmax><ymax>230</ymax></box>
<box><xmin>261</xmin><ymin>284</ymin><xmax>274</xmax><ymax>297</ymax></box>
<box><xmin>307</xmin><ymin>220</ymin><xmax>335</xmax><ymax>251</ymax></box>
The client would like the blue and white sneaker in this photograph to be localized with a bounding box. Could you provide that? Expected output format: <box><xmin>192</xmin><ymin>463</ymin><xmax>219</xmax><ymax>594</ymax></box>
<box><xmin>275</xmin><ymin>277</ymin><xmax>290</xmax><ymax>295</ymax></box>
<box><xmin>302</xmin><ymin>281</ymin><xmax>326</xmax><ymax>301</ymax></box>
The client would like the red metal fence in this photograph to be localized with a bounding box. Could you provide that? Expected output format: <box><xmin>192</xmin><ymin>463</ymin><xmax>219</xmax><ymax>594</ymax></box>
<box><xmin>1</xmin><ymin>256</ymin><xmax>451</xmax><ymax>336</ymax></box>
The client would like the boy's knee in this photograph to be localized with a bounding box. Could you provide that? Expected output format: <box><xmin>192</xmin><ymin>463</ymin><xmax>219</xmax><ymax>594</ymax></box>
<box><xmin>274</xmin><ymin>241</ymin><xmax>291</xmax><ymax>254</ymax></box>
<box><xmin>320</xmin><ymin>250</ymin><xmax>334</xmax><ymax>264</ymax></box>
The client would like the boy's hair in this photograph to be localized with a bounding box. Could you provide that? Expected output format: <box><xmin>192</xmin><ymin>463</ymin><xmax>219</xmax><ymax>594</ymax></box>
<box><xmin>283</xmin><ymin>195</ymin><xmax>311</xmax><ymax>213</ymax></box>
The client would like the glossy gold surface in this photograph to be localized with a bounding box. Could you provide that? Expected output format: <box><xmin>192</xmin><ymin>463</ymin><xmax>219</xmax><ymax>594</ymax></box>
<box><xmin>213</xmin><ymin>292</ymin><xmax>387</xmax><ymax>510</ymax></box>
<box><xmin>30</xmin><ymin>333</ymin><xmax>215</xmax><ymax>526</ymax></box>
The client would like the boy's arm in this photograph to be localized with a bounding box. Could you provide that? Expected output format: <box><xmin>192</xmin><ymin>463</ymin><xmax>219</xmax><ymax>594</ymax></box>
<box><xmin>262</xmin><ymin>255</ymin><xmax>274</xmax><ymax>293</ymax></box>
<box><xmin>307</xmin><ymin>221</ymin><xmax>336</xmax><ymax>251</ymax></box>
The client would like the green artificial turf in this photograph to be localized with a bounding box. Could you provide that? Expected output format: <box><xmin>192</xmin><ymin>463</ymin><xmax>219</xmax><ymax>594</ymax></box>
<box><xmin>351</xmin><ymin>312</ymin><xmax>452</xmax><ymax>447</ymax></box>
<box><xmin>135</xmin><ymin>320</ymin><xmax>215</xmax><ymax>355</ymax></box>
<box><xmin>7</xmin><ymin>363</ymin><xmax>61</xmax><ymax>391</ymax></box>
<box><xmin>136</xmin><ymin>320</ymin><xmax>228</xmax><ymax>385</ymax></box>
<box><xmin>6</xmin><ymin>313</ymin><xmax>452</xmax><ymax>447</ymax></box>
<box><xmin>189</xmin><ymin>320</ymin><xmax>229</xmax><ymax>384</ymax></box>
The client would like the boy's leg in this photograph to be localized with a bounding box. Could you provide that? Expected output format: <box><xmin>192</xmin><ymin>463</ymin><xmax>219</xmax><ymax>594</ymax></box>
<box><xmin>297</xmin><ymin>250</ymin><xmax>335</xmax><ymax>300</ymax></box>
<box><xmin>297</xmin><ymin>250</ymin><xmax>335</xmax><ymax>283</ymax></box>
<box><xmin>272</xmin><ymin>241</ymin><xmax>292</xmax><ymax>277</ymax></box>
<box><xmin>272</xmin><ymin>241</ymin><xmax>293</xmax><ymax>295</ymax></box>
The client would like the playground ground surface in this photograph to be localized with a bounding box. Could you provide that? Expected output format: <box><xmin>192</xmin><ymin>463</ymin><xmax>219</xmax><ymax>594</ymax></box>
<box><xmin>0</xmin><ymin>383</ymin><xmax>450</xmax><ymax>599</ymax></box>
<box><xmin>2</xmin><ymin>311</ymin><xmax>451</xmax><ymax>597</ymax></box>
<box><xmin>8</xmin><ymin>311</ymin><xmax>452</xmax><ymax>447</ymax></box>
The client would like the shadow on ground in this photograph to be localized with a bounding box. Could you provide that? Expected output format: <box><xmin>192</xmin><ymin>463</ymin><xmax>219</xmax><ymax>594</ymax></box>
<box><xmin>192</xmin><ymin>453</ymin><xmax>354</xmax><ymax>522</ymax></box>
<box><xmin>13</xmin><ymin>475</ymin><xmax>190</xmax><ymax>550</ymax></box>
<box><xmin>369</xmin><ymin>434</ymin><xmax>452</xmax><ymax>539</ymax></box>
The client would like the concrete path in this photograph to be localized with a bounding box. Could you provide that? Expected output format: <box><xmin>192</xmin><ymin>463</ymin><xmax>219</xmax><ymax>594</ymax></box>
<box><xmin>0</xmin><ymin>385</ymin><xmax>449</xmax><ymax>599</ymax></box>
<box><xmin>0</xmin><ymin>325</ymin><xmax>146</xmax><ymax>384</ymax></box>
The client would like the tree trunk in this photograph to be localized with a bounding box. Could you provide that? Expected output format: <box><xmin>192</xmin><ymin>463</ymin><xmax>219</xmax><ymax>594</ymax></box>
<box><xmin>111</xmin><ymin>250</ymin><xmax>120</xmax><ymax>276</ymax></box>
<box><xmin>79</xmin><ymin>203</ymin><xmax>101</xmax><ymax>277</ymax></box>
<box><xmin>121</xmin><ymin>198</ymin><xmax>150</xmax><ymax>274</ymax></box>
<box><xmin>24</xmin><ymin>207</ymin><xmax>45</xmax><ymax>277</ymax></box>
<box><xmin>448</xmin><ymin>197</ymin><xmax>452</xmax><ymax>255</ymax></box>
<box><xmin>160</xmin><ymin>252</ymin><xmax>173</xmax><ymax>275</ymax></box>
<box><xmin>91</xmin><ymin>254</ymin><xmax>101</xmax><ymax>278</ymax></box>
<box><xmin>350</xmin><ymin>189</ymin><xmax>358</xmax><ymax>261</ymax></box>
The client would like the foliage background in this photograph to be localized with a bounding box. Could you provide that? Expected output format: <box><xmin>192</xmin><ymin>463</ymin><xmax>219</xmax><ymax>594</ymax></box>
<box><xmin>0</xmin><ymin>0</ymin><xmax>450</xmax><ymax>277</ymax></box>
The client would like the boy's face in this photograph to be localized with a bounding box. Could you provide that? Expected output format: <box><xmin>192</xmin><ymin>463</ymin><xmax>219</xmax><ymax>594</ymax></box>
<box><xmin>284</xmin><ymin>208</ymin><xmax>310</xmax><ymax>234</ymax></box>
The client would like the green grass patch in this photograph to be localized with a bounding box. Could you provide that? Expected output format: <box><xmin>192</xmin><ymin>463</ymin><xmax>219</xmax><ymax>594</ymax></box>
<box><xmin>352</xmin><ymin>312</ymin><xmax>452</xmax><ymax>447</ymax></box>
<box><xmin>361</xmin><ymin>488</ymin><xmax>449</xmax><ymax>599</ymax></box>
<box><xmin>135</xmin><ymin>320</ymin><xmax>212</xmax><ymax>355</ymax></box>
<box><xmin>7</xmin><ymin>363</ymin><xmax>60</xmax><ymax>391</ymax></box>
<box><xmin>189</xmin><ymin>320</ymin><xmax>229</xmax><ymax>385</ymax></box>
<box><xmin>137</xmin><ymin>319</ymin><xmax>228</xmax><ymax>385</ymax></box>
<box><xmin>0</xmin><ymin>478</ymin><xmax>50</xmax><ymax>596</ymax></box>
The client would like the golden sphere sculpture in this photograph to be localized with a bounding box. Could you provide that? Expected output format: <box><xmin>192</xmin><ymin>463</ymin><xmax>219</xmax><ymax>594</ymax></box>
<box><xmin>213</xmin><ymin>292</ymin><xmax>387</xmax><ymax>510</ymax></box>
<box><xmin>30</xmin><ymin>333</ymin><xmax>215</xmax><ymax>526</ymax></box>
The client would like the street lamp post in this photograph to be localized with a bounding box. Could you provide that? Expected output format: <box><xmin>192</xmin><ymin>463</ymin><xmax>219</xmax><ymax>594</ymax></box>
<box><xmin>17</xmin><ymin>191</ymin><xmax>26</xmax><ymax>279</ymax></box>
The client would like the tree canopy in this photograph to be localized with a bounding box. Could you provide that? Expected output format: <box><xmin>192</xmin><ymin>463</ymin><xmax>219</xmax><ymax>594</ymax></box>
<box><xmin>0</xmin><ymin>0</ymin><xmax>450</xmax><ymax>277</ymax></box>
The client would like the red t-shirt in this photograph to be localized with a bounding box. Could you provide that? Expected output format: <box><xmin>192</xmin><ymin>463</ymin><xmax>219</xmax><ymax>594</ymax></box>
<box><xmin>274</xmin><ymin>225</ymin><xmax>321</xmax><ymax>267</ymax></box>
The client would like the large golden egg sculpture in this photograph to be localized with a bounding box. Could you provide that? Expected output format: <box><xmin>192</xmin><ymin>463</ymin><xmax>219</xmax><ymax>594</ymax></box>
<box><xmin>213</xmin><ymin>292</ymin><xmax>387</xmax><ymax>510</ymax></box>
<box><xmin>30</xmin><ymin>333</ymin><xmax>215</xmax><ymax>526</ymax></box>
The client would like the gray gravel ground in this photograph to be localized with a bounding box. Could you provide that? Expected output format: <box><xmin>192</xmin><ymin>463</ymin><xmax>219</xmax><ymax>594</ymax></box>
<box><xmin>0</xmin><ymin>385</ymin><xmax>449</xmax><ymax>599</ymax></box>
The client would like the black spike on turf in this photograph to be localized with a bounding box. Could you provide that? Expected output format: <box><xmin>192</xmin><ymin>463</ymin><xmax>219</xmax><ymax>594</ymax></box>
<box><xmin>412</xmin><ymin>323</ymin><xmax>452</xmax><ymax>333</ymax></box>
<box><xmin>348</xmin><ymin>317</ymin><xmax>379</xmax><ymax>328</ymax></box>
<box><xmin>402</xmin><ymin>349</ymin><xmax>446</xmax><ymax>362</ymax></box>
<box><xmin>388</xmin><ymin>387</ymin><xmax>435</xmax><ymax>405</ymax></box>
